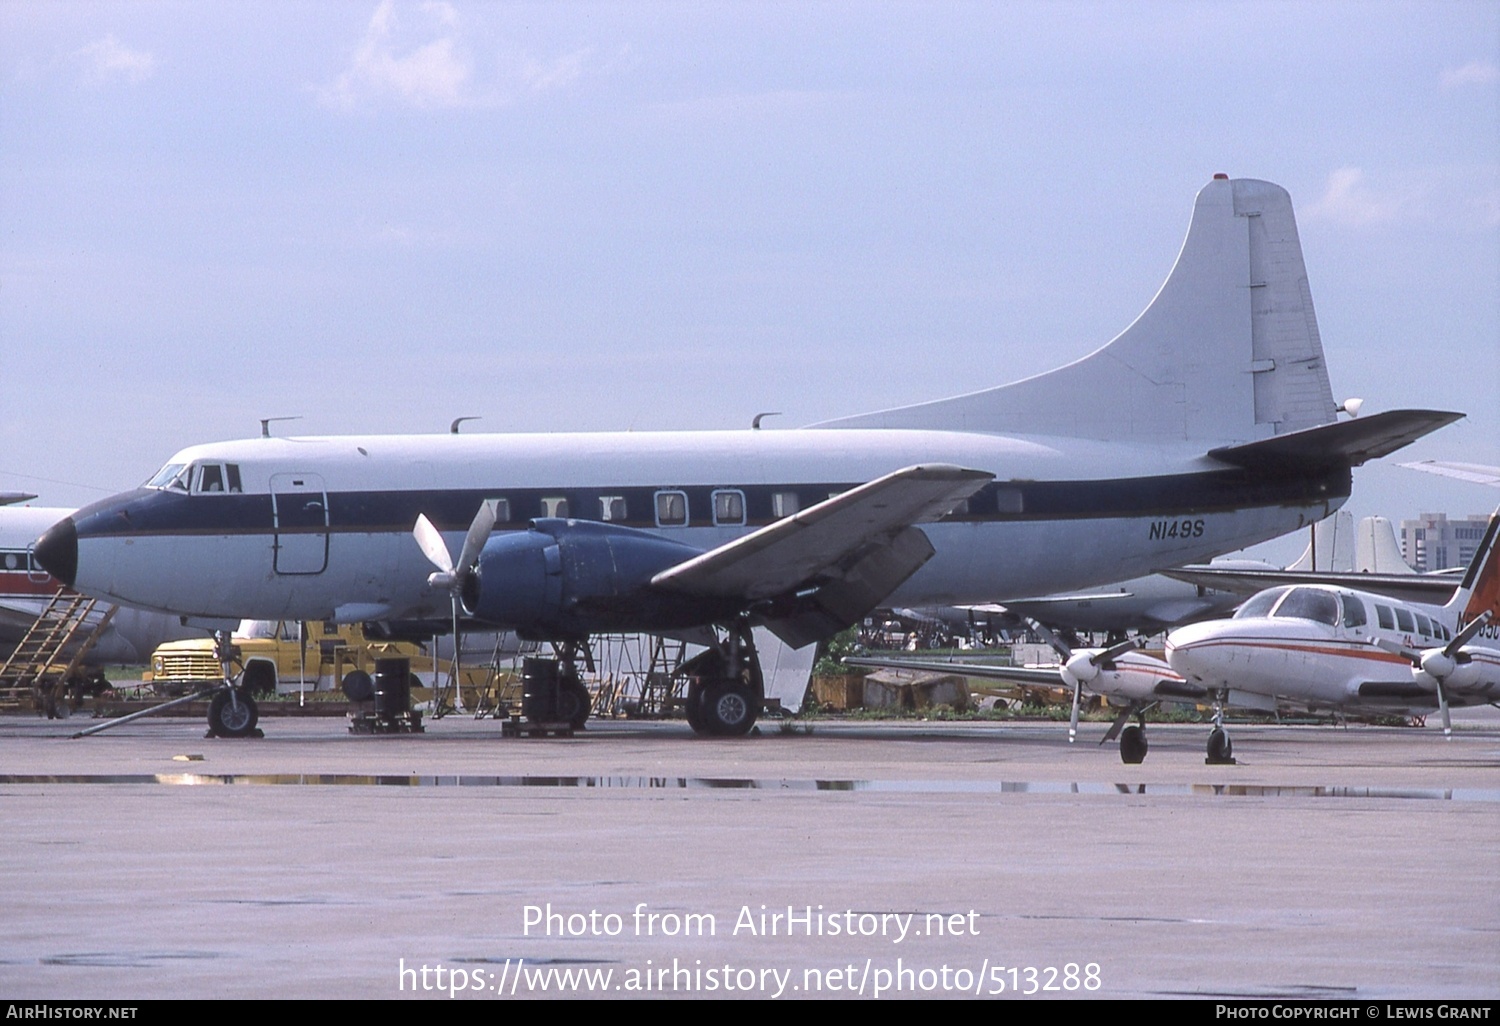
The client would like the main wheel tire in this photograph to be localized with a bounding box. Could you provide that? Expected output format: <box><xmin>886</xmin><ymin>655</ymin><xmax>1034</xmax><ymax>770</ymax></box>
<box><xmin>209</xmin><ymin>689</ymin><xmax>259</xmax><ymax>738</ymax></box>
<box><xmin>1119</xmin><ymin>724</ymin><xmax>1148</xmax><ymax>764</ymax></box>
<box><xmin>241</xmin><ymin>661</ymin><xmax>277</xmax><ymax>697</ymax></box>
<box><xmin>557</xmin><ymin>677</ymin><xmax>592</xmax><ymax>730</ymax></box>
<box><xmin>1206</xmin><ymin>727</ymin><xmax>1233</xmax><ymax>762</ymax></box>
<box><xmin>701</xmin><ymin>682</ymin><xmax>758</xmax><ymax>737</ymax></box>
<box><xmin>684</xmin><ymin>681</ymin><xmax>708</xmax><ymax>734</ymax></box>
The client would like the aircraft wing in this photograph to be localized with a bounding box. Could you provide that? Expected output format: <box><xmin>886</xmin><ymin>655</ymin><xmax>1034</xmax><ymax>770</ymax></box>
<box><xmin>1207</xmin><ymin>409</ymin><xmax>1463</xmax><ymax>470</ymax></box>
<box><xmin>1159</xmin><ymin>566</ymin><xmax>1460</xmax><ymax>604</ymax></box>
<box><xmin>652</xmin><ymin>464</ymin><xmax>994</xmax><ymax>647</ymax></box>
<box><xmin>844</xmin><ymin>655</ymin><xmax>1068</xmax><ymax>688</ymax></box>
<box><xmin>1400</xmin><ymin>461</ymin><xmax>1500</xmax><ymax>488</ymax></box>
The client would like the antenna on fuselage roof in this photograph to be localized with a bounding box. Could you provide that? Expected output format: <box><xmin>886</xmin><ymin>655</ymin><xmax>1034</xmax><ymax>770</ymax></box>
<box><xmin>450</xmin><ymin>417</ymin><xmax>481</xmax><ymax>434</ymax></box>
<box><xmin>259</xmin><ymin>416</ymin><xmax>302</xmax><ymax>438</ymax></box>
<box><xmin>752</xmin><ymin>412</ymin><xmax>781</xmax><ymax>430</ymax></box>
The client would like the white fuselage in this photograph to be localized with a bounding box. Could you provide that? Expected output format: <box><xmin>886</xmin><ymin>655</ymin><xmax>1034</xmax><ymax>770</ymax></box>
<box><xmin>52</xmin><ymin>427</ymin><xmax>1348</xmax><ymax>628</ymax></box>
<box><xmin>1165</xmin><ymin>586</ymin><xmax>1500</xmax><ymax>713</ymax></box>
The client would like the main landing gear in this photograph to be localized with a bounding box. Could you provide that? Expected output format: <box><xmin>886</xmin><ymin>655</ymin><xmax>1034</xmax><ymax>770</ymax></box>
<box><xmin>681</xmin><ymin>621</ymin><xmax>764</xmax><ymax>738</ymax></box>
<box><xmin>1102</xmin><ymin>701</ymin><xmax>1153</xmax><ymax>764</ymax></box>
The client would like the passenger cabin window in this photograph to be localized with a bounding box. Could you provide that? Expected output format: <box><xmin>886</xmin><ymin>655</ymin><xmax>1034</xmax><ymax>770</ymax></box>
<box><xmin>771</xmin><ymin>491</ymin><xmax>799</xmax><ymax>519</ymax></box>
<box><xmin>1375</xmin><ymin>605</ymin><xmax>1395</xmax><ymax>630</ymax></box>
<box><xmin>655</xmin><ymin>491</ymin><xmax>688</xmax><ymax>527</ymax></box>
<box><xmin>1394</xmin><ymin>608</ymin><xmax>1415</xmax><ymax>633</ymax></box>
<box><xmin>946</xmin><ymin>498</ymin><xmax>970</xmax><ymax>517</ymax></box>
<box><xmin>1234</xmin><ymin>587</ymin><xmax>1290</xmax><ymax>620</ymax></box>
<box><xmin>994</xmin><ymin>488</ymin><xmax>1024</xmax><ymax>514</ymax></box>
<box><xmin>599</xmin><ymin>496</ymin><xmax>627</xmax><ymax>522</ymax></box>
<box><xmin>1272</xmin><ymin>587</ymin><xmax>1340</xmax><ymax>626</ymax></box>
<box><xmin>490</xmin><ymin>498</ymin><xmax>511</xmax><ymax>523</ymax></box>
<box><xmin>541</xmin><ymin>496</ymin><xmax>569</xmax><ymax>519</ymax></box>
<box><xmin>712</xmin><ymin>490</ymin><xmax>745</xmax><ymax>526</ymax></box>
<box><xmin>1415</xmin><ymin>613</ymin><xmax>1433</xmax><ymax>639</ymax></box>
<box><xmin>1341</xmin><ymin>595</ymin><xmax>1367</xmax><ymax>628</ymax></box>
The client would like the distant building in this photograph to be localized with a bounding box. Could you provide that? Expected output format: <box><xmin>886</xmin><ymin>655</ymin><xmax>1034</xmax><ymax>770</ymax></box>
<box><xmin>1399</xmin><ymin>513</ymin><xmax>1491</xmax><ymax>572</ymax></box>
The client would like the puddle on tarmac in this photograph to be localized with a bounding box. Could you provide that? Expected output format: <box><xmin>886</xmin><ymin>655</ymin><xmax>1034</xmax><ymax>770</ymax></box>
<box><xmin>0</xmin><ymin>773</ymin><xmax>1496</xmax><ymax>801</ymax></box>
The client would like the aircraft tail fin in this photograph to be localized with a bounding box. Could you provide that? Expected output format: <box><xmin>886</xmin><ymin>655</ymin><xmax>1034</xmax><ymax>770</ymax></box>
<box><xmin>1445</xmin><ymin>509</ymin><xmax>1500</xmax><ymax>626</ymax></box>
<box><xmin>1286</xmin><ymin>511</ymin><xmax>1354</xmax><ymax>572</ymax></box>
<box><xmin>1356</xmin><ymin>516</ymin><xmax>1416</xmax><ymax>575</ymax></box>
<box><xmin>811</xmin><ymin>176</ymin><xmax>1338</xmax><ymax>443</ymax></box>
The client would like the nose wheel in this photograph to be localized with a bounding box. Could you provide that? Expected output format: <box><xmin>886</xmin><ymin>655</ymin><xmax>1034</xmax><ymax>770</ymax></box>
<box><xmin>207</xmin><ymin>687</ymin><xmax>261</xmax><ymax>739</ymax></box>
<box><xmin>1205</xmin><ymin>696</ymin><xmax>1235</xmax><ymax>764</ymax></box>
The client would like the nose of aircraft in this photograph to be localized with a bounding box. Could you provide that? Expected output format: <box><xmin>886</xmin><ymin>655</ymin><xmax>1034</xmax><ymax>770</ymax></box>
<box><xmin>33</xmin><ymin>516</ymin><xmax>78</xmax><ymax>588</ymax></box>
<box><xmin>1163</xmin><ymin>621</ymin><xmax>1220</xmax><ymax>680</ymax></box>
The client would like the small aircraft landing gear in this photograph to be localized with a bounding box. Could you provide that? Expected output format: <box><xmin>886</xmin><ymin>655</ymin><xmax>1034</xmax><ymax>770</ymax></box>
<box><xmin>1103</xmin><ymin>700</ymin><xmax>1155</xmax><ymax>764</ymax></box>
<box><xmin>1205</xmin><ymin>695</ymin><xmax>1235</xmax><ymax>764</ymax></box>
<box><xmin>682</xmin><ymin>621</ymin><xmax>764</xmax><ymax>737</ymax></box>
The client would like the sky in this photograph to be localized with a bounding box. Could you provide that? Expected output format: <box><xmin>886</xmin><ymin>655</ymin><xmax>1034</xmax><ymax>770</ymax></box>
<box><xmin>1</xmin><ymin>1</ymin><xmax>1497</xmax><ymax>565</ymax></box>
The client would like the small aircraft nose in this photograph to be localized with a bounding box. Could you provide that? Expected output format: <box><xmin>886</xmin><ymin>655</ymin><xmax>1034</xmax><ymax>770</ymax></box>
<box><xmin>33</xmin><ymin>516</ymin><xmax>78</xmax><ymax>587</ymax></box>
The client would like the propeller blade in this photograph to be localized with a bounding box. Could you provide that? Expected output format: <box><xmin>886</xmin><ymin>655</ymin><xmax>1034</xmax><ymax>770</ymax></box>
<box><xmin>1445</xmin><ymin>610</ymin><xmax>1493</xmax><ymax>659</ymax></box>
<box><xmin>1093</xmin><ymin>636</ymin><xmax>1145</xmax><ymax>667</ymax></box>
<box><xmin>1436</xmin><ymin>679</ymin><xmax>1452</xmax><ymax>740</ymax></box>
<box><xmin>1025</xmin><ymin>618</ymin><xmax>1072</xmax><ymax>661</ymax></box>
<box><xmin>1373</xmin><ymin>637</ymin><xmax>1422</xmax><ymax>663</ymax></box>
<box><xmin>1068</xmin><ymin>680</ymin><xmax>1081</xmax><ymax>743</ymax></box>
<box><xmin>456</xmin><ymin>500</ymin><xmax>499</xmax><ymax>576</ymax></box>
<box><xmin>413</xmin><ymin>514</ymin><xmax>455</xmax><ymax>575</ymax></box>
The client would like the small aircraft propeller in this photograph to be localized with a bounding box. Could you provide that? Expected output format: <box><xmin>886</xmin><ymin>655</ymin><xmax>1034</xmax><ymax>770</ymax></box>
<box><xmin>413</xmin><ymin>501</ymin><xmax>499</xmax><ymax>710</ymax></box>
<box><xmin>1026</xmin><ymin>619</ymin><xmax>1144</xmax><ymax>743</ymax></box>
<box><xmin>1374</xmin><ymin>610</ymin><xmax>1493</xmax><ymax>739</ymax></box>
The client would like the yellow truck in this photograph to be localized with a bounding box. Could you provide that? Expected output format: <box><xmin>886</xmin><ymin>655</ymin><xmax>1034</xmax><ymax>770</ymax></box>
<box><xmin>148</xmin><ymin>620</ymin><xmax>493</xmax><ymax>700</ymax></box>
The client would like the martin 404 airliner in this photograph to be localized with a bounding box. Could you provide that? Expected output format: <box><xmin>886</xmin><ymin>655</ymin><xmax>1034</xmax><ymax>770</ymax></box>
<box><xmin>35</xmin><ymin>176</ymin><xmax>1460</xmax><ymax>739</ymax></box>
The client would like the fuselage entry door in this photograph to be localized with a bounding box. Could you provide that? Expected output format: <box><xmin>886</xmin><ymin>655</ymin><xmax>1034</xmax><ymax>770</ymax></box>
<box><xmin>271</xmin><ymin>473</ymin><xmax>329</xmax><ymax>575</ymax></box>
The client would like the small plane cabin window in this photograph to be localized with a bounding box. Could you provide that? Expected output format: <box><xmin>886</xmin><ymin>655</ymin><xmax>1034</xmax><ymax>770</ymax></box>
<box><xmin>712</xmin><ymin>490</ymin><xmax>745</xmax><ymax>526</ymax></box>
<box><xmin>541</xmin><ymin>496</ymin><xmax>569</xmax><ymax>519</ymax></box>
<box><xmin>600</xmin><ymin>496</ymin><xmax>627</xmax><ymax>522</ymax></box>
<box><xmin>1272</xmin><ymin>587</ymin><xmax>1339</xmax><ymax>626</ymax></box>
<box><xmin>1375</xmin><ymin>605</ymin><xmax>1395</xmax><ymax>630</ymax></box>
<box><xmin>1341</xmin><ymin>595</ymin><xmax>1367</xmax><ymax>628</ymax></box>
<box><xmin>946</xmin><ymin>498</ymin><xmax>970</xmax><ymax>517</ymax></box>
<box><xmin>771</xmin><ymin>491</ymin><xmax>799</xmax><ymax>519</ymax></box>
<box><xmin>1234</xmin><ymin>587</ymin><xmax>1290</xmax><ymax>620</ymax></box>
<box><xmin>490</xmin><ymin>497</ymin><xmax>511</xmax><ymax>523</ymax></box>
<box><xmin>655</xmin><ymin>491</ymin><xmax>688</xmax><ymax>527</ymax></box>
<box><xmin>994</xmin><ymin>488</ymin><xmax>1024</xmax><ymax>514</ymax></box>
<box><xmin>1415</xmin><ymin>613</ymin><xmax>1433</xmax><ymax>639</ymax></box>
<box><xmin>1394</xmin><ymin>608</ymin><xmax>1415</xmax><ymax>634</ymax></box>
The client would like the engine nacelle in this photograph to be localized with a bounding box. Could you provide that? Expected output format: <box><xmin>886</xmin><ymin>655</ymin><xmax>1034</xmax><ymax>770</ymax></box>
<box><xmin>461</xmin><ymin>519</ymin><xmax>734</xmax><ymax>637</ymax></box>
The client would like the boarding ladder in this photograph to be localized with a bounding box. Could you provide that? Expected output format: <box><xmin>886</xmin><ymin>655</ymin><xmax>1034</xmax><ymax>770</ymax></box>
<box><xmin>0</xmin><ymin>591</ymin><xmax>117</xmax><ymax>716</ymax></box>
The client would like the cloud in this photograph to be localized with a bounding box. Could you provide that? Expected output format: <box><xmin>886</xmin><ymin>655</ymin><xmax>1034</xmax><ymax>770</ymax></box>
<box><xmin>320</xmin><ymin>0</ymin><xmax>475</xmax><ymax>110</ymax></box>
<box><xmin>1304</xmin><ymin>167</ymin><xmax>1403</xmax><ymax>227</ymax></box>
<box><xmin>1442</xmin><ymin>61</ymin><xmax>1499</xmax><ymax>90</ymax></box>
<box><xmin>75</xmin><ymin>36</ymin><xmax>156</xmax><ymax>85</ymax></box>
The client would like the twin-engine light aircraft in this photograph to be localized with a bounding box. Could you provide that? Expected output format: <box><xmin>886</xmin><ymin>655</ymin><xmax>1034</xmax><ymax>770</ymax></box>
<box><xmin>1165</xmin><ymin>511</ymin><xmax>1500</xmax><ymax>748</ymax></box>
<box><xmin>34</xmin><ymin>177</ymin><xmax>1461</xmax><ymax>739</ymax></box>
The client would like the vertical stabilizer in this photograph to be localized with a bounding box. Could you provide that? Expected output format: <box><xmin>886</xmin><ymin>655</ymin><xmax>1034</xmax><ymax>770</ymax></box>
<box><xmin>1287</xmin><ymin>511</ymin><xmax>1354</xmax><ymax>572</ymax></box>
<box><xmin>1447</xmin><ymin>511</ymin><xmax>1500</xmax><ymax>625</ymax></box>
<box><xmin>811</xmin><ymin>177</ymin><xmax>1338</xmax><ymax>443</ymax></box>
<box><xmin>1356</xmin><ymin>517</ymin><xmax>1416</xmax><ymax>574</ymax></box>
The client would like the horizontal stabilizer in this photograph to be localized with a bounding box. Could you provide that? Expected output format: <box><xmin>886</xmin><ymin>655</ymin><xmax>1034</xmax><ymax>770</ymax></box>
<box><xmin>1207</xmin><ymin>409</ymin><xmax>1463</xmax><ymax>471</ymax></box>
